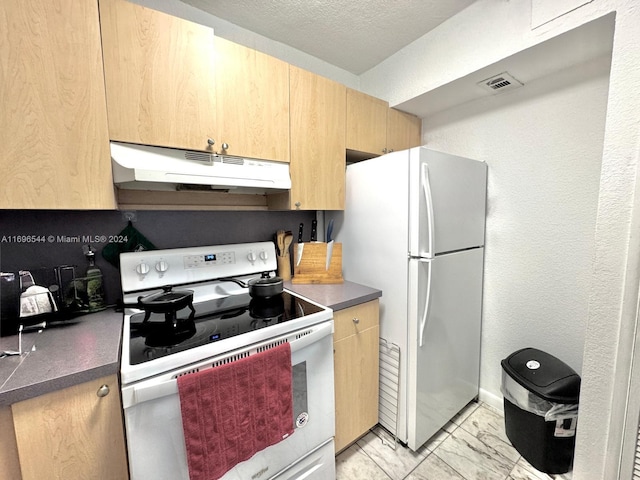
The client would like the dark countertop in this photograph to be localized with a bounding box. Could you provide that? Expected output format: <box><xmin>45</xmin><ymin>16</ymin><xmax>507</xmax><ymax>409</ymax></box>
<box><xmin>284</xmin><ymin>280</ymin><xmax>381</xmax><ymax>311</ymax></box>
<box><xmin>0</xmin><ymin>281</ymin><xmax>379</xmax><ymax>406</ymax></box>
<box><xmin>0</xmin><ymin>308</ymin><xmax>123</xmax><ymax>406</ymax></box>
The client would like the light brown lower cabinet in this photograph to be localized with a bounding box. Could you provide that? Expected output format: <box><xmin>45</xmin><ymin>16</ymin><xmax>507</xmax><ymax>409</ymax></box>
<box><xmin>0</xmin><ymin>406</ymin><xmax>21</xmax><ymax>480</ymax></box>
<box><xmin>10</xmin><ymin>375</ymin><xmax>128</xmax><ymax>480</ymax></box>
<box><xmin>333</xmin><ymin>299</ymin><xmax>380</xmax><ymax>453</ymax></box>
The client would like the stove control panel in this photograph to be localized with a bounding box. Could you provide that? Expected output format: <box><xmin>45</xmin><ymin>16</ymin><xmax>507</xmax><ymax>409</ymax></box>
<box><xmin>120</xmin><ymin>242</ymin><xmax>277</xmax><ymax>293</ymax></box>
<box><xmin>183</xmin><ymin>251</ymin><xmax>235</xmax><ymax>269</ymax></box>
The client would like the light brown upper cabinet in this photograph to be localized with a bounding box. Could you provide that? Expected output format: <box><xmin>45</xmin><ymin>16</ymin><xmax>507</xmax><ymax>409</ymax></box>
<box><xmin>0</xmin><ymin>0</ymin><xmax>115</xmax><ymax>209</ymax></box>
<box><xmin>346</xmin><ymin>88</ymin><xmax>389</xmax><ymax>157</ymax></box>
<box><xmin>270</xmin><ymin>66</ymin><xmax>346</xmax><ymax>211</ymax></box>
<box><xmin>346</xmin><ymin>89</ymin><xmax>422</xmax><ymax>160</ymax></box>
<box><xmin>214</xmin><ymin>37</ymin><xmax>290</xmax><ymax>162</ymax></box>
<box><xmin>387</xmin><ymin>108</ymin><xmax>422</xmax><ymax>153</ymax></box>
<box><xmin>99</xmin><ymin>0</ymin><xmax>217</xmax><ymax>153</ymax></box>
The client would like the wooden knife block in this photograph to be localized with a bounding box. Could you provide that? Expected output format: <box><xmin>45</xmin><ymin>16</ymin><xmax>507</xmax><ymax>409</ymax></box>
<box><xmin>292</xmin><ymin>242</ymin><xmax>343</xmax><ymax>284</ymax></box>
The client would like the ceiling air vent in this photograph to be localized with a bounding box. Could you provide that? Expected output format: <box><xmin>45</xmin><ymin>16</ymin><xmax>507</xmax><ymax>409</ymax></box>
<box><xmin>477</xmin><ymin>72</ymin><xmax>523</xmax><ymax>94</ymax></box>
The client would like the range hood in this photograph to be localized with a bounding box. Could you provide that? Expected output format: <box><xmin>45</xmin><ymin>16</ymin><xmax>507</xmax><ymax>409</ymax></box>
<box><xmin>111</xmin><ymin>142</ymin><xmax>291</xmax><ymax>194</ymax></box>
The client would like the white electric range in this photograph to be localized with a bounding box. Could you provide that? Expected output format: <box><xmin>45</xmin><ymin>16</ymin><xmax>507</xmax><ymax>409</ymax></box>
<box><xmin>119</xmin><ymin>242</ymin><xmax>336</xmax><ymax>480</ymax></box>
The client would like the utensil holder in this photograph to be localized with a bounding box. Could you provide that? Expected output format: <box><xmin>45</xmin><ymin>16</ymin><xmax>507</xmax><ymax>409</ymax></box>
<box><xmin>277</xmin><ymin>253</ymin><xmax>292</xmax><ymax>281</ymax></box>
<box><xmin>292</xmin><ymin>242</ymin><xmax>343</xmax><ymax>284</ymax></box>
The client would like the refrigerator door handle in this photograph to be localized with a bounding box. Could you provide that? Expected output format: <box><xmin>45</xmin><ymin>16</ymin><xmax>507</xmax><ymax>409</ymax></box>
<box><xmin>418</xmin><ymin>259</ymin><xmax>432</xmax><ymax>348</ymax></box>
<box><xmin>422</xmin><ymin>163</ymin><xmax>435</xmax><ymax>258</ymax></box>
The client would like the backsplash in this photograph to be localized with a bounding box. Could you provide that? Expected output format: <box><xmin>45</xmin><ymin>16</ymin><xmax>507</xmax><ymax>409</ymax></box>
<box><xmin>0</xmin><ymin>210</ymin><xmax>314</xmax><ymax>306</ymax></box>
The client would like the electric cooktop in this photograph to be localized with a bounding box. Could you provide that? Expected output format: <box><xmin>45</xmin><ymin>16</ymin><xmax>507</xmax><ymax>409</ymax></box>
<box><xmin>128</xmin><ymin>291</ymin><xmax>323</xmax><ymax>365</ymax></box>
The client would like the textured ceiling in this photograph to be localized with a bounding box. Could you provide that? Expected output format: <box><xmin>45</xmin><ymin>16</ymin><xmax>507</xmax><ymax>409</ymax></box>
<box><xmin>180</xmin><ymin>0</ymin><xmax>476</xmax><ymax>74</ymax></box>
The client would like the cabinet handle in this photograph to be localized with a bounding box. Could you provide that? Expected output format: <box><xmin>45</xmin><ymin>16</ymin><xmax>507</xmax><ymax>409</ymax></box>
<box><xmin>294</xmin><ymin>202</ymin><xmax>301</xmax><ymax>210</ymax></box>
<box><xmin>97</xmin><ymin>384</ymin><xmax>110</xmax><ymax>398</ymax></box>
<box><xmin>207</xmin><ymin>138</ymin><xmax>215</xmax><ymax>146</ymax></box>
<box><xmin>221</xmin><ymin>143</ymin><xmax>229</xmax><ymax>150</ymax></box>
<box><xmin>382</xmin><ymin>148</ymin><xmax>387</xmax><ymax>153</ymax></box>
<box><xmin>352</xmin><ymin>317</ymin><xmax>360</xmax><ymax>324</ymax></box>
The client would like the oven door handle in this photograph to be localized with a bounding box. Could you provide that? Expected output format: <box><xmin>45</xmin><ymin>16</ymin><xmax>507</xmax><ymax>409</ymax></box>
<box><xmin>122</xmin><ymin>320</ymin><xmax>334</xmax><ymax>409</ymax></box>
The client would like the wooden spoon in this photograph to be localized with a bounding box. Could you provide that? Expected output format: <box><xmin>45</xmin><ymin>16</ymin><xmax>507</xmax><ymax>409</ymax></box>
<box><xmin>276</xmin><ymin>230</ymin><xmax>285</xmax><ymax>256</ymax></box>
<box><xmin>283</xmin><ymin>231</ymin><xmax>293</xmax><ymax>257</ymax></box>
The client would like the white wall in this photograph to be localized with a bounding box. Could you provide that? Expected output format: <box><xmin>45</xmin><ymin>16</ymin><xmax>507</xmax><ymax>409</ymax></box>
<box><xmin>422</xmin><ymin>54</ymin><xmax>610</xmax><ymax>406</ymax></box>
<box><xmin>360</xmin><ymin>0</ymin><xmax>640</xmax><ymax>478</ymax></box>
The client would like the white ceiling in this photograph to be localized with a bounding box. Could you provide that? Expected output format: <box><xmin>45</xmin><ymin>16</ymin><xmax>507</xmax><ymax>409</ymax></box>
<box><xmin>179</xmin><ymin>0</ymin><xmax>476</xmax><ymax>75</ymax></box>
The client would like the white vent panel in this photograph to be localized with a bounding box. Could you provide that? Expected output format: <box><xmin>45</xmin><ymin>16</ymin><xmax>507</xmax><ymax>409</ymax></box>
<box><xmin>477</xmin><ymin>72</ymin><xmax>523</xmax><ymax>94</ymax></box>
<box><xmin>184</xmin><ymin>151</ymin><xmax>218</xmax><ymax>163</ymax></box>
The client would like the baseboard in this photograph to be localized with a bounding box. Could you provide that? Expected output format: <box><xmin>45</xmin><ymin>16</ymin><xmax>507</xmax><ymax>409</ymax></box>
<box><xmin>479</xmin><ymin>388</ymin><xmax>504</xmax><ymax>413</ymax></box>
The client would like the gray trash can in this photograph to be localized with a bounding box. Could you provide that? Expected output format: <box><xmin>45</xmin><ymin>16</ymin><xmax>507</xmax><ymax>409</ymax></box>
<box><xmin>501</xmin><ymin>347</ymin><xmax>580</xmax><ymax>474</ymax></box>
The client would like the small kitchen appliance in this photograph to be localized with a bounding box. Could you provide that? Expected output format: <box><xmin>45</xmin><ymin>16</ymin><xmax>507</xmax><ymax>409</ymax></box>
<box><xmin>119</xmin><ymin>241</ymin><xmax>335</xmax><ymax>480</ymax></box>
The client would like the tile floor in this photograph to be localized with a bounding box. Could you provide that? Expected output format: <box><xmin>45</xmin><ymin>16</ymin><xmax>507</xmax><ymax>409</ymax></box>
<box><xmin>335</xmin><ymin>402</ymin><xmax>572</xmax><ymax>480</ymax></box>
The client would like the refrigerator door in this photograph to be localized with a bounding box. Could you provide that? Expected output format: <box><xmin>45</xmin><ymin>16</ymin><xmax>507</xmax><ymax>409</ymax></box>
<box><xmin>406</xmin><ymin>248</ymin><xmax>483</xmax><ymax>450</ymax></box>
<box><xmin>409</xmin><ymin>147</ymin><xmax>487</xmax><ymax>258</ymax></box>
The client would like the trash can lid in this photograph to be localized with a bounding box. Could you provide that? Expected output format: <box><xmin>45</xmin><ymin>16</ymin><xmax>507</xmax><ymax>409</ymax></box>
<box><xmin>501</xmin><ymin>347</ymin><xmax>580</xmax><ymax>404</ymax></box>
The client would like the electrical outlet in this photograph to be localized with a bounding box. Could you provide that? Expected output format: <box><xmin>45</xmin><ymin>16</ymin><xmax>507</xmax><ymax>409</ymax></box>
<box><xmin>122</xmin><ymin>211</ymin><xmax>137</xmax><ymax>222</ymax></box>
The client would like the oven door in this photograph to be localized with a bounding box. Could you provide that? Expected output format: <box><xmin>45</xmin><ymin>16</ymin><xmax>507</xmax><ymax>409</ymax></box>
<box><xmin>121</xmin><ymin>320</ymin><xmax>335</xmax><ymax>480</ymax></box>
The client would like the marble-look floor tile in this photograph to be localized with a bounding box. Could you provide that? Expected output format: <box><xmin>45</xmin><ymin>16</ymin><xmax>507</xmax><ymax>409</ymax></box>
<box><xmin>434</xmin><ymin>426</ymin><xmax>517</xmax><ymax>480</ymax></box>
<box><xmin>417</xmin><ymin>428</ymin><xmax>450</xmax><ymax>455</ymax></box>
<box><xmin>369</xmin><ymin>425</ymin><xmax>401</xmax><ymax>449</ymax></box>
<box><xmin>508</xmin><ymin>457</ymin><xmax>573</xmax><ymax>480</ymax></box>
<box><xmin>357</xmin><ymin>430</ymin><xmax>426</xmax><ymax>480</ymax></box>
<box><xmin>443</xmin><ymin>420</ymin><xmax>457</xmax><ymax>434</ymax></box>
<box><xmin>406</xmin><ymin>452</ymin><xmax>466</xmax><ymax>480</ymax></box>
<box><xmin>450</xmin><ymin>400</ymin><xmax>480</xmax><ymax>426</ymax></box>
<box><xmin>459</xmin><ymin>404</ymin><xmax>520</xmax><ymax>463</ymax></box>
<box><xmin>336</xmin><ymin>443</ymin><xmax>392</xmax><ymax>480</ymax></box>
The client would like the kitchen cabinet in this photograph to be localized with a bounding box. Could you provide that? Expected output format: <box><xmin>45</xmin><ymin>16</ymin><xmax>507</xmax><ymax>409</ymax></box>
<box><xmin>0</xmin><ymin>0</ymin><xmax>115</xmax><ymax>209</ymax></box>
<box><xmin>99</xmin><ymin>0</ymin><xmax>217</xmax><ymax>153</ymax></box>
<box><xmin>101</xmin><ymin>8</ymin><xmax>288</xmax><ymax>160</ymax></box>
<box><xmin>333</xmin><ymin>299</ymin><xmax>380</xmax><ymax>452</ymax></box>
<box><xmin>269</xmin><ymin>66</ymin><xmax>346</xmax><ymax>210</ymax></box>
<box><xmin>0</xmin><ymin>406</ymin><xmax>21</xmax><ymax>480</ymax></box>
<box><xmin>387</xmin><ymin>108</ymin><xmax>422</xmax><ymax>153</ymax></box>
<box><xmin>214</xmin><ymin>37</ymin><xmax>290</xmax><ymax>162</ymax></box>
<box><xmin>11</xmin><ymin>375</ymin><xmax>128</xmax><ymax>480</ymax></box>
<box><xmin>346</xmin><ymin>88</ymin><xmax>422</xmax><ymax>160</ymax></box>
<box><xmin>346</xmin><ymin>88</ymin><xmax>389</xmax><ymax>157</ymax></box>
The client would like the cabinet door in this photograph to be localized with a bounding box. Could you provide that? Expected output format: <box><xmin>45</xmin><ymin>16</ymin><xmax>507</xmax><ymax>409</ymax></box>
<box><xmin>215</xmin><ymin>37</ymin><xmax>289</xmax><ymax>162</ymax></box>
<box><xmin>334</xmin><ymin>327</ymin><xmax>380</xmax><ymax>453</ymax></box>
<box><xmin>99</xmin><ymin>0</ymin><xmax>216</xmax><ymax>152</ymax></box>
<box><xmin>346</xmin><ymin>89</ymin><xmax>388</xmax><ymax>157</ymax></box>
<box><xmin>288</xmin><ymin>66</ymin><xmax>346</xmax><ymax>210</ymax></box>
<box><xmin>11</xmin><ymin>375</ymin><xmax>128</xmax><ymax>480</ymax></box>
<box><xmin>0</xmin><ymin>0</ymin><xmax>115</xmax><ymax>209</ymax></box>
<box><xmin>0</xmin><ymin>407</ymin><xmax>21</xmax><ymax>480</ymax></box>
<box><xmin>387</xmin><ymin>108</ymin><xmax>422</xmax><ymax>153</ymax></box>
<box><xmin>333</xmin><ymin>300</ymin><xmax>380</xmax><ymax>452</ymax></box>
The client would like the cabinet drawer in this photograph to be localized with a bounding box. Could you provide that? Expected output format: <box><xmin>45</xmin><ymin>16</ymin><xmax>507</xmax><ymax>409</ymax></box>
<box><xmin>333</xmin><ymin>299</ymin><xmax>379</xmax><ymax>342</ymax></box>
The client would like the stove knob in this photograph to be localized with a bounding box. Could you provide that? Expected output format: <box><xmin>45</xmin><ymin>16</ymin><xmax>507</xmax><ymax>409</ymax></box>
<box><xmin>259</xmin><ymin>250</ymin><xmax>268</xmax><ymax>261</ymax></box>
<box><xmin>135</xmin><ymin>262</ymin><xmax>150</xmax><ymax>275</ymax></box>
<box><xmin>155</xmin><ymin>260</ymin><xmax>169</xmax><ymax>273</ymax></box>
<box><xmin>247</xmin><ymin>252</ymin><xmax>257</xmax><ymax>263</ymax></box>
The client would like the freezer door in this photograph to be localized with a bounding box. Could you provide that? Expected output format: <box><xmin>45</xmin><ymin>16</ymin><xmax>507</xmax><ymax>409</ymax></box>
<box><xmin>406</xmin><ymin>248</ymin><xmax>483</xmax><ymax>450</ymax></box>
<box><xmin>409</xmin><ymin>148</ymin><xmax>487</xmax><ymax>257</ymax></box>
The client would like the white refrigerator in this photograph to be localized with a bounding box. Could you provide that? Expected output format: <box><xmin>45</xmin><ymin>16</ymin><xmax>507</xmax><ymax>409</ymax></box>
<box><xmin>329</xmin><ymin>146</ymin><xmax>487</xmax><ymax>450</ymax></box>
